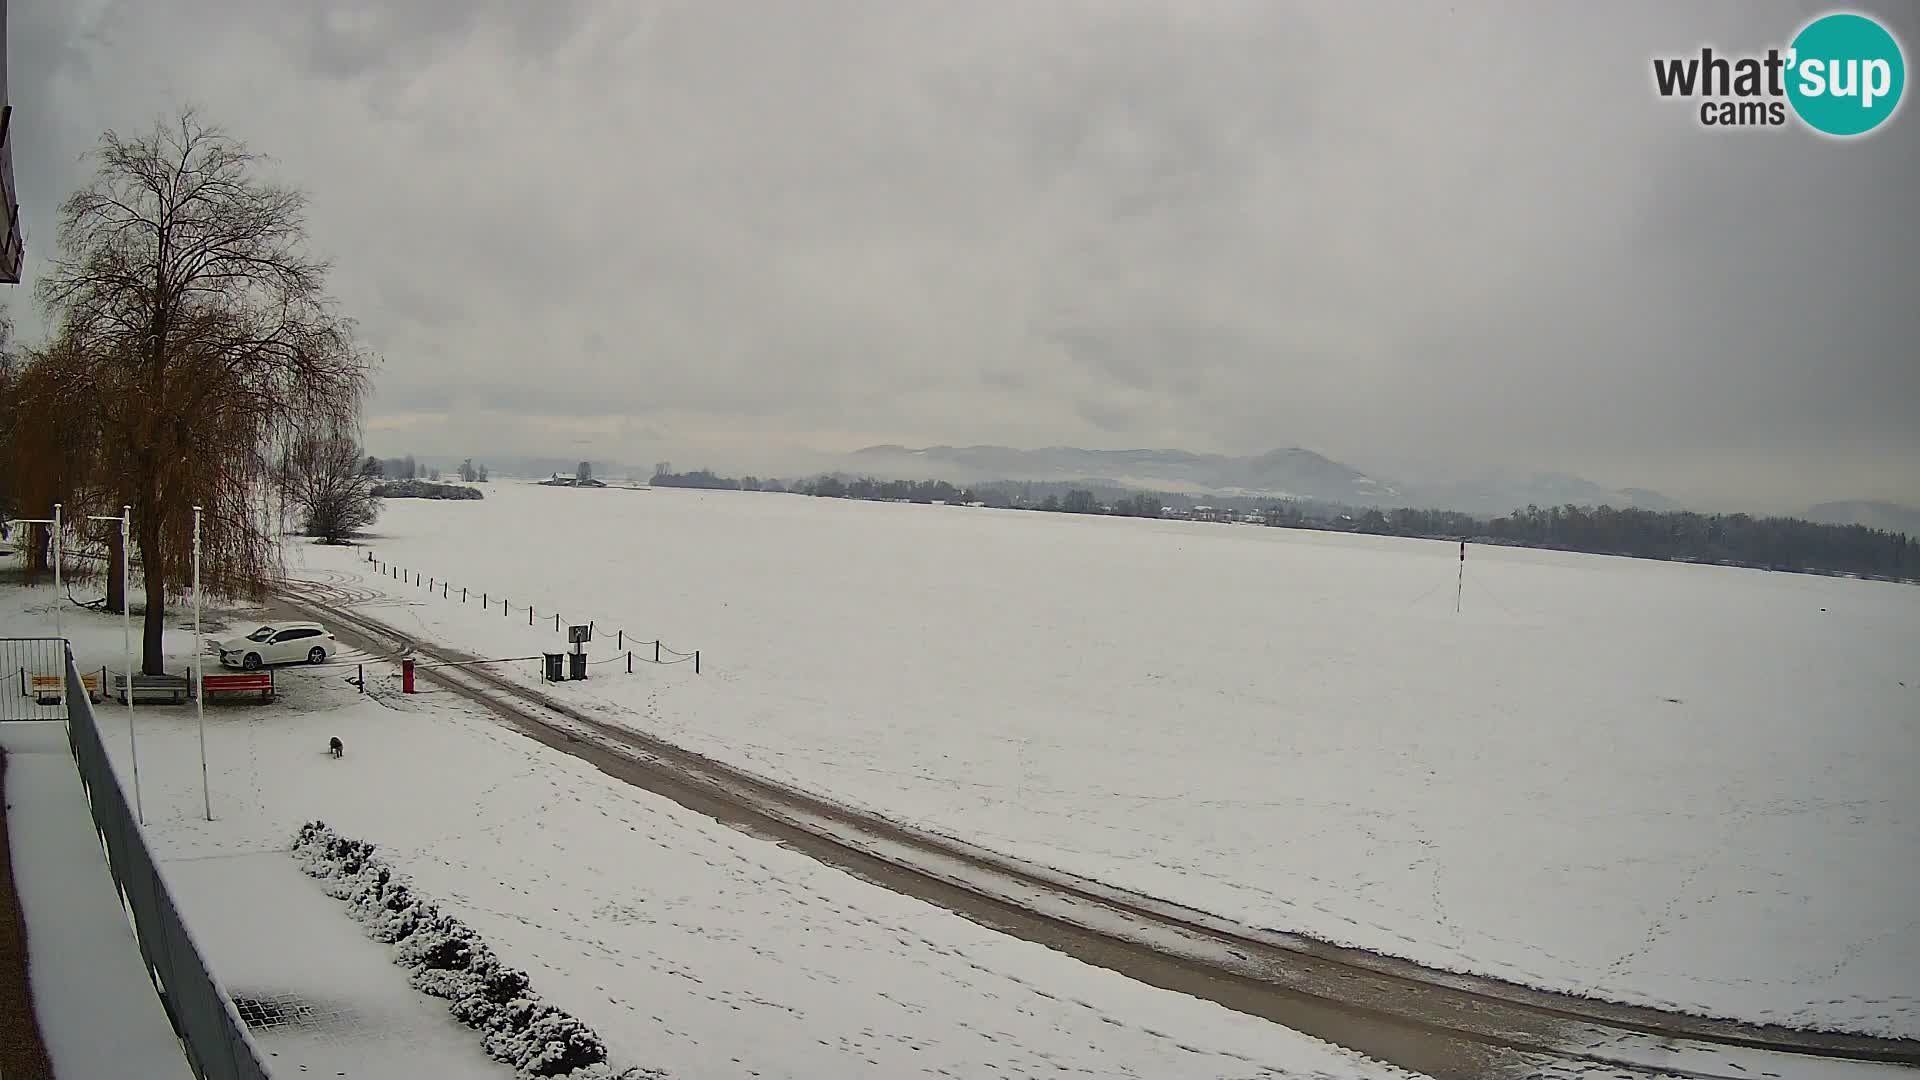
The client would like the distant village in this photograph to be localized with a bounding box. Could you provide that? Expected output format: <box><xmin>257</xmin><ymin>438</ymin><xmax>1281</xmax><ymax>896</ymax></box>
<box><xmin>541</xmin><ymin>462</ymin><xmax>608</xmax><ymax>488</ymax></box>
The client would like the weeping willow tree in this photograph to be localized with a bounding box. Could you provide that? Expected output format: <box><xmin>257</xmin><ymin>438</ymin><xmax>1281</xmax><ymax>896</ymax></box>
<box><xmin>32</xmin><ymin>110</ymin><xmax>372</xmax><ymax>673</ymax></box>
<box><xmin>3</xmin><ymin>331</ymin><xmax>107</xmax><ymax>590</ymax></box>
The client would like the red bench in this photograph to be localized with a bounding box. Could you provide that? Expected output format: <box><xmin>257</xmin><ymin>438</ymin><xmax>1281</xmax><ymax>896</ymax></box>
<box><xmin>201</xmin><ymin>670</ymin><xmax>275</xmax><ymax>703</ymax></box>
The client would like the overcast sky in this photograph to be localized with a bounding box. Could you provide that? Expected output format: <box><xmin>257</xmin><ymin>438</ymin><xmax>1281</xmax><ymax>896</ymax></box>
<box><xmin>8</xmin><ymin>1</ymin><xmax>1917</xmax><ymax>508</ymax></box>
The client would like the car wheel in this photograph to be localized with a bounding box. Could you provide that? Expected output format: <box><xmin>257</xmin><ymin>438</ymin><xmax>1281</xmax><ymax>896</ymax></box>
<box><xmin>308</xmin><ymin>647</ymin><xmax>327</xmax><ymax>665</ymax></box>
<box><xmin>244</xmin><ymin>652</ymin><xmax>263</xmax><ymax>671</ymax></box>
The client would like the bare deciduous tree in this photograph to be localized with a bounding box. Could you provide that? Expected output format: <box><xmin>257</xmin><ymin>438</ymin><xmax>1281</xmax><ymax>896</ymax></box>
<box><xmin>35</xmin><ymin>110</ymin><xmax>371</xmax><ymax>673</ymax></box>
<box><xmin>284</xmin><ymin>425</ymin><xmax>380</xmax><ymax>543</ymax></box>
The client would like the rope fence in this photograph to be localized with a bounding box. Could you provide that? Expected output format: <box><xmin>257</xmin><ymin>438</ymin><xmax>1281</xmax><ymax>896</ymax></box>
<box><xmin>351</xmin><ymin>551</ymin><xmax>704</xmax><ymax>677</ymax></box>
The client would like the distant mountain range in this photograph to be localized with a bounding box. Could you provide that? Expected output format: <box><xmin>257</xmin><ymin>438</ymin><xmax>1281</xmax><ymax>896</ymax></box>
<box><xmin>426</xmin><ymin>445</ymin><xmax>1915</xmax><ymax>530</ymax></box>
<box><xmin>844</xmin><ymin>444</ymin><xmax>1684</xmax><ymax>516</ymax></box>
<box><xmin>848</xmin><ymin>444</ymin><xmax>1396</xmax><ymax>503</ymax></box>
<box><xmin>1357</xmin><ymin>459</ymin><xmax>1684</xmax><ymax>516</ymax></box>
<box><xmin>1801</xmin><ymin>500</ymin><xmax>1920</xmax><ymax>535</ymax></box>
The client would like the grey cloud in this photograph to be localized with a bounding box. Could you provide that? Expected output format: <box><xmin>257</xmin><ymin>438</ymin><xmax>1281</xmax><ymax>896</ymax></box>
<box><xmin>6</xmin><ymin>0</ymin><xmax>1917</xmax><ymax>508</ymax></box>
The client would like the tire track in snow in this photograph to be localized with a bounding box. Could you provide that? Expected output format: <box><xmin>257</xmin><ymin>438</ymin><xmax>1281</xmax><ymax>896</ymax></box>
<box><xmin>280</xmin><ymin>582</ymin><xmax>1920</xmax><ymax>1080</ymax></box>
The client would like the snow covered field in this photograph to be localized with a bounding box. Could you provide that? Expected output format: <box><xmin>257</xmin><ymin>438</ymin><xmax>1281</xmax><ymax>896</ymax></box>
<box><xmin>298</xmin><ymin>481</ymin><xmax>1920</xmax><ymax>1039</ymax></box>
<box><xmin>0</xmin><ymin>581</ymin><xmax>1405</xmax><ymax>1080</ymax></box>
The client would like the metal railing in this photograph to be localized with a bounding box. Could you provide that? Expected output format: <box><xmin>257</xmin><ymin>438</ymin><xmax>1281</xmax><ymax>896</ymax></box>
<box><xmin>1</xmin><ymin>637</ymin><xmax>69</xmax><ymax>721</ymax></box>
<box><xmin>63</xmin><ymin>647</ymin><xmax>274</xmax><ymax>1080</ymax></box>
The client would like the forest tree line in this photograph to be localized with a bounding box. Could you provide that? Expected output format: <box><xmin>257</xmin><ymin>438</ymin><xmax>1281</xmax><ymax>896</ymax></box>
<box><xmin>647</xmin><ymin>467</ymin><xmax>1915</xmax><ymax>581</ymax></box>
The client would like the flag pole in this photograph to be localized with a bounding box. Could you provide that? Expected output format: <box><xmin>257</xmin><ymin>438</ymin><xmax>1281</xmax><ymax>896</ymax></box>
<box><xmin>195</xmin><ymin>506</ymin><xmax>210</xmax><ymax>821</ymax></box>
<box><xmin>87</xmin><ymin>509</ymin><xmax>141</xmax><ymax>822</ymax></box>
<box><xmin>121</xmin><ymin>506</ymin><xmax>141</xmax><ymax>823</ymax></box>
<box><xmin>51</xmin><ymin>503</ymin><xmax>62</xmax><ymax>644</ymax></box>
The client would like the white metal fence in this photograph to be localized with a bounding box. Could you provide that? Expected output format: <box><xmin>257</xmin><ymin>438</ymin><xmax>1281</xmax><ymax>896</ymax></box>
<box><xmin>61</xmin><ymin>644</ymin><xmax>276</xmax><ymax>1080</ymax></box>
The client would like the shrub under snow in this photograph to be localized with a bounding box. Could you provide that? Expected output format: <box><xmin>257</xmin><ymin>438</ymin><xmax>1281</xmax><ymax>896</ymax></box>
<box><xmin>292</xmin><ymin>821</ymin><xmax>666</xmax><ymax>1079</ymax></box>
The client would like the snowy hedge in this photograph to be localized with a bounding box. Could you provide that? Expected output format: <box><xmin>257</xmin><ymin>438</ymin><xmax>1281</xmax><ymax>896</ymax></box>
<box><xmin>291</xmin><ymin>822</ymin><xmax>664</xmax><ymax>1079</ymax></box>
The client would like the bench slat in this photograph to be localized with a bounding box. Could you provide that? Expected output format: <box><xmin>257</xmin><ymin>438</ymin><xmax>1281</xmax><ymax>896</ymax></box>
<box><xmin>202</xmin><ymin>672</ymin><xmax>275</xmax><ymax>699</ymax></box>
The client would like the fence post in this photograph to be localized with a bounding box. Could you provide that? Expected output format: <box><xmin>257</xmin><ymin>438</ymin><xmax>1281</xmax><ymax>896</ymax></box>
<box><xmin>443</xmin><ymin>582</ymin><xmax>448</xmax><ymax>598</ymax></box>
<box><xmin>358</xmin><ymin>663</ymin><xmax>365</xmax><ymax>693</ymax></box>
<box><xmin>627</xmin><ymin>651</ymin><xmax>632</xmax><ymax>674</ymax></box>
<box><xmin>529</xmin><ymin>606</ymin><xmax>534</xmax><ymax>626</ymax></box>
<box><xmin>462</xmin><ymin>587</ymin><xmax>467</xmax><ymax>602</ymax></box>
<box><xmin>695</xmin><ymin>650</ymin><xmax>701</xmax><ymax>675</ymax></box>
<box><xmin>617</xmin><ymin>629</ymin><xmax>623</xmax><ymax>649</ymax></box>
<box><xmin>654</xmin><ymin>640</ymin><xmax>660</xmax><ymax>663</ymax></box>
<box><xmin>554</xmin><ymin>613</ymin><xmax>560</xmax><ymax>632</ymax></box>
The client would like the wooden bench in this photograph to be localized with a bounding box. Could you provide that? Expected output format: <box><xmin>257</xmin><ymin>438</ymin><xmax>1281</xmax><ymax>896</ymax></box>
<box><xmin>111</xmin><ymin>673</ymin><xmax>191</xmax><ymax>705</ymax></box>
<box><xmin>29</xmin><ymin>673</ymin><xmax>101</xmax><ymax>705</ymax></box>
<box><xmin>201</xmin><ymin>671</ymin><xmax>275</xmax><ymax>703</ymax></box>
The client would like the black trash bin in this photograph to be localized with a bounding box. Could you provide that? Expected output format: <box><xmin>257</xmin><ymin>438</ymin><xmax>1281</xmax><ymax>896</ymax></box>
<box><xmin>568</xmin><ymin>651</ymin><xmax>587</xmax><ymax>681</ymax></box>
<box><xmin>543</xmin><ymin>652</ymin><xmax>565</xmax><ymax>682</ymax></box>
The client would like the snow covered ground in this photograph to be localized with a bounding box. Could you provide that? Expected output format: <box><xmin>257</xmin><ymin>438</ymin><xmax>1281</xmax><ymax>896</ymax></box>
<box><xmin>296</xmin><ymin>482</ymin><xmax>1919</xmax><ymax>1039</ymax></box>
<box><xmin>0</xmin><ymin>721</ymin><xmax>195</xmax><ymax>1080</ymax></box>
<box><xmin>0</xmin><ymin>580</ymin><xmax>1408</xmax><ymax>1079</ymax></box>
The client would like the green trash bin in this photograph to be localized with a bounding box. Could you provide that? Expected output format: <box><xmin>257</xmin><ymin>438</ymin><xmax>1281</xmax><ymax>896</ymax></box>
<box><xmin>543</xmin><ymin>652</ymin><xmax>565</xmax><ymax>682</ymax></box>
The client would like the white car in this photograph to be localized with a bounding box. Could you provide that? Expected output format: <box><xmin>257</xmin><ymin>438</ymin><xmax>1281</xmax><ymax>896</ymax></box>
<box><xmin>217</xmin><ymin>622</ymin><xmax>337</xmax><ymax>669</ymax></box>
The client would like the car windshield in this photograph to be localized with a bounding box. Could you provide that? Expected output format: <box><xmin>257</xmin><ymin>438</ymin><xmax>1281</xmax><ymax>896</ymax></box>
<box><xmin>246</xmin><ymin>626</ymin><xmax>276</xmax><ymax>642</ymax></box>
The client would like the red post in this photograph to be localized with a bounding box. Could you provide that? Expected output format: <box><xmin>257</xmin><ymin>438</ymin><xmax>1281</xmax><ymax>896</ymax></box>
<box><xmin>402</xmin><ymin>657</ymin><xmax>416</xmax><ymax>694</ymax></box>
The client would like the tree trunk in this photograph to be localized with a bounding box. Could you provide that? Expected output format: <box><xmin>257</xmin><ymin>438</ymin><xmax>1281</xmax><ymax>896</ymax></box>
<box><xmin>25</xmin><ymin>524</ymin><xmax>48</xmax><ymax>582</ymax></box>
<box><xmin>105</xmin><ymin>529</ymin><xmax>126</xmax><ymax>614</ymax></box>
<box><xmin>137</xmin><ymin>510</ymin><xmax>166</xmax><ymax>675</ymax></box>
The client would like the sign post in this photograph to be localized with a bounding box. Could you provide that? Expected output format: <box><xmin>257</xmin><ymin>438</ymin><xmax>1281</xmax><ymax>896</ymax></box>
<box><xmin>567</xmin><ymin>624</ymin><xmax>591</xmax><ymax>681</ymax></box>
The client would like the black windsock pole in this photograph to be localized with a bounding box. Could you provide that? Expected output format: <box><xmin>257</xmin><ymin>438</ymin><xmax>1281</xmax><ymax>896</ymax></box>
<box><xmin>1456</xmin><ymin>540</ymin><xmax>1466</xmax><ymax>614</ymax></box>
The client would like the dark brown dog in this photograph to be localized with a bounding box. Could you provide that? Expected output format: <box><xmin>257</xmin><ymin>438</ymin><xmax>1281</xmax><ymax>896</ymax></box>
<box><xmin>329</xmin><ymin>736</ymin><xmax>344</xmax><ymax>759</ymax></box>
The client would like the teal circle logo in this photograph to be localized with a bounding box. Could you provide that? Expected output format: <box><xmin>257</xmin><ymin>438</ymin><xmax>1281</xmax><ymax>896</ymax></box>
<box><xmin>1786</xmin><ymin>13</ymin><xmax>1905</xmax><ymax>136</ymax></box>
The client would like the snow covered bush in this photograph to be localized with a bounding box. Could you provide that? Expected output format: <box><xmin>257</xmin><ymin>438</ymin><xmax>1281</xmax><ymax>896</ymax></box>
<box><xmin>292</xmin><ymin>821</ymin><xmax>664</xmax><ymax>1080</ymax></box>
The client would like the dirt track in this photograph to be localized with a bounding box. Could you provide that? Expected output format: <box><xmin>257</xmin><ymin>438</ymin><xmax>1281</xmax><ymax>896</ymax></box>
<box><xmin>281</xmin><ymin>579</ymin><xmax>1920</xmax><ymax>1080</ymax></box>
